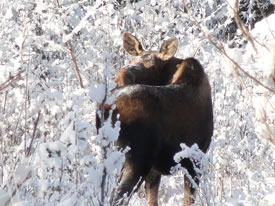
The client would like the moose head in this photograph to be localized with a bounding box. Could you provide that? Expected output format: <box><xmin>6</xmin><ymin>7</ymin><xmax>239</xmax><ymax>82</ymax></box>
<box><xmin>115</xmin><ymin>33</ymin><xmax>178</xmax><ymax>87</ymax></box>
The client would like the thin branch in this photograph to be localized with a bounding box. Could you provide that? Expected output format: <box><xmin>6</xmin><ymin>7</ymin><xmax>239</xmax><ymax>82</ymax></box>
<box><xmin>226</xmin><ymin>0</ymin><xmax>271</xmax><ymax>52</ymax></box>
<box><xmin>66</xmin><ymin>40</ymin><xmax>84</xmax><ymax>88</ymax></box>
<box><xmin>0</xmin><ymin>70</ymin><xmax>24</xmax><ymax>91</ymax></box>
<box><xmin>54</xmin><ymin>0</ymin><xmax>84</xmax><ymax>88</ymax></box>
<box><xmin>26</xmin><ymin>110</ymin><xmax>41</xmax><ymax>157</ymax></box>
<box><xmin>232</xmin><ymin>0</ymin><xmax>258</xmax><ymax>54</ymax></box>
<box><xmin>99</xmin><ymin>77</ymin><xmax>109</xmax><ymax>206</ymax></box>
<box><xmin>2</xmin><ymin>91</ymin><xmax>8</xmax><ymax>112</ymax></box>
<box><xmin>8</xmin><ymin>171</ymin><xmax>32</xmax><ymax>206</ymax></box>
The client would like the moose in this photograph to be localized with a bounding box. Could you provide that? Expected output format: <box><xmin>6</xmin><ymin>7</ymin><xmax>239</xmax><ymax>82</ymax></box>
<box><xmin>96</xmin><ymin>33</ymin><xmax>213</xmax><ymax>206</ymax></box>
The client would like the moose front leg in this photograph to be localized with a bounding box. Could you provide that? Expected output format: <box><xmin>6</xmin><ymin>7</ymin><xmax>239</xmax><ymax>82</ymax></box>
<box><xmin>145</xmin><ymin>170</ymin><xmax>161</xmax><ymax>206</ymax></box>
<box><xmin>110</xmin><ymin>162</ymin><xmax>144</xmax><ymax>206</ymax></box>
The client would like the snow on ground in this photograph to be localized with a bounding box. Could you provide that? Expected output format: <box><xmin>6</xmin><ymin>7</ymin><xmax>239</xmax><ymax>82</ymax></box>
<box><xmin>0</xmin><ymin>1</ymin><xmax>274</xmax><ymax>206</ymax></box>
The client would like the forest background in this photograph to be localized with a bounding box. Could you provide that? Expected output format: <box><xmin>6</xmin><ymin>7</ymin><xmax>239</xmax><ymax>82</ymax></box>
<box><xmin>0</xmin><ymin>0</ymin><xmax>274</xmax><ymax>205</ymax></box>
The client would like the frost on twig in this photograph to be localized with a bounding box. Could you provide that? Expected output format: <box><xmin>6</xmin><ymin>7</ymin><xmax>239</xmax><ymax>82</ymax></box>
<box><xmin>54</xmin><ymin>0</ymin><xmax>84</xmax><ymax>89</ymax></box>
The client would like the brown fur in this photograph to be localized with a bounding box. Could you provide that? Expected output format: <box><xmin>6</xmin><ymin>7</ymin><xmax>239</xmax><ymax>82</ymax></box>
<box><xmin>96</xmin><ymin>34</ymin><xmax>213</xmax><ymax>206</ymax></box>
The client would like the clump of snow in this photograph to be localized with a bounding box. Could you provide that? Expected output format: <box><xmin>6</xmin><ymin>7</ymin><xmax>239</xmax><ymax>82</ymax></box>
<box><xmin>59</xmin><ymin>194</ymin><xmax>77</xmax><ymax>206</ymax></box>
<box><xmin>0</xmin><ymin>189</ymin><xmax>10</xmax><ymax>206</ymax></box>
<box><xmin>14</xmin><ymin>159</ymin><xmax>31</xmax><ymax>185</ymax></box>
<box><xmin>90</xmin><ymin>83</ymin><xmax>106</xmax><ymax>103</ymax></box>
<box><xmin>60</xmin><ymin>121</ymin><xmax>76</xmax><ymax>144</ymax></box>
<box><xmin>12</xmin><ymin>201</ymin><xmax>31</xmax><ymax>206</ymax></box>
<box><xmin>104</xmin><ymin>151</ymin><xmax>125</xmax><ymax>174</ymax></box>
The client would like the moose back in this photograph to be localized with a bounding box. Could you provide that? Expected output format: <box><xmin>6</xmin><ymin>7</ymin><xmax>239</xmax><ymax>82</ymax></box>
<box><xmin>96</xmin><ymin>33</ymin><xmax>213</xmax><ymax>206</ymax></box>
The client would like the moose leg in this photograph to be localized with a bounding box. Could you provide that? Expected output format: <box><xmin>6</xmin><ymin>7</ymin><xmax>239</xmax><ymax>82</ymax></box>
<box><xmin>181</xmin><ymin>159</ymin><xmax>199</xmax><ymax>206</ymax></box>
<box><xmin>111</xmin><ymin>162</ymin><xmax>145</xmax><ymax>206</ymax></box>
<box><xmin>111</xmin><ymin>122</ymin><xmax>160</xmax><ymax>205</ymax></box>
<box><xmin>184</xmin><ymin>175</ymin><xmax>194</xmax><ymax>206</ymax></box>
<box><xmin>145</xmin><ymin>170</ymin><xmax>161</xmax><ymax>206</ymax></box>
<box><xmin>111</xmin><ymin>154</ymin><xmax>155</xmax><ymax>205</ymax></box>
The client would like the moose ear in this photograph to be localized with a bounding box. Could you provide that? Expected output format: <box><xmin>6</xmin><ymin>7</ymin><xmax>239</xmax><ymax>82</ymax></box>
<box><xmin>159</xmin><ymin>37</ymin><xmax>178</xmax><ymax>61</ymax></box>
<box><xmin>123</xmin><ymin>33</ymin><xmax>143</xmax><ymax>56</ymax></box>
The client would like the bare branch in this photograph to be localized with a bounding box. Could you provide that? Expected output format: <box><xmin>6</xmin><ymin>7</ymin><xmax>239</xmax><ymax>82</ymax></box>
<box><xmin>232</xmin><ymin>0</ymin><xmax>258</xmax><ymax>54</ymax></box>
<box><xmin>26</xmin><ymin>110</ymin><xmax>41</xmax><ymax>157</ymax></box>
<box><xmin>66</xmin><ymin>40</ymin><xmax>84</xmax><ymax>88</ymax></box>
<box><xmin>226</xmin><ymin>0</ymin><xmax>271</xmax><ymax>52</ymax></box>
<box><xmin>0</xmin><ymin>70</ymin><xmax>24</xmax><ymax>91</ymax></box>
<box><xmin>54</xmin><ymin>0</ymin><xmax>84</xmax><ymax>89</ymax></box>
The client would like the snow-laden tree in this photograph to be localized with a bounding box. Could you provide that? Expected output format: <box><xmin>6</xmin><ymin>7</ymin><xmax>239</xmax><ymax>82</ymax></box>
<box><xmin>0</xmin><ymin>0</ymin><xmax>274</xmax><ymax>205</ymax></box>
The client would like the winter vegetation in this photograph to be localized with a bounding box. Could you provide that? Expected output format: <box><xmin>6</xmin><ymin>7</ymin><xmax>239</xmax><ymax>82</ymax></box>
<box><xmin>0</xmin><ymin>0</ymin><xmax>274</xmax><ymax>206</ymax></box>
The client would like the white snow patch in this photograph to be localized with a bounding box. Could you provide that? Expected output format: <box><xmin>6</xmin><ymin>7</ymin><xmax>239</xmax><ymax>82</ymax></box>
<box><xmin>60</xmin><ymin>121</ymin><xmax>76</xmax><ymax>144</ymax></box>
<box><xmin>90</xmin><ymin>83</ymin><xmax>106</xmax><ymax>103</ymax></box>
<box><xmin>249</xmin><ymin>14</ymin><xmax>275</xmax><ymax>86</ymax></box>
<box><xmin>104</xmin><ymin>151</ymin><xmax>125</xmax><ymax>174</ymax></box>
<box><xmin>115</xmin><ymin>85</ymin><xmax>141</xmax><ymax>97</ymax></box>
<box><xmin>14</xmin><ymin>159</ymin><xmax>31</xmax><ymax>185</ymax></box>
<box><xmin>12</xmin><ymin>201</ymin><xmax>31</xmax><ymax>206</ymax></box>
<box><xmin>0</xmin><ymin>189</ymin><xmax>10</xmax><ymax>206</ymax></box>
<box><xmin>59</xmin><ymin>194</ymin><xmax>77</xmax><ymax>206</ymax></box>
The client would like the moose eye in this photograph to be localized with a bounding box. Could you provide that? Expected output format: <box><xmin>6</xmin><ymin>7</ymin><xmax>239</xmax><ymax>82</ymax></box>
<box><xmin>142</xmin><ymin>54</ymin><xmax>152</xmax><ymax>61</ymax></box>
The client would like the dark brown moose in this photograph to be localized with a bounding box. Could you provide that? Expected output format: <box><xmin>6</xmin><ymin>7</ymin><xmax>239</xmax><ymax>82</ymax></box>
<box><xmin>96</xmin><ymin>33</ymin><xmax>213</xmax><ymax>206</ymax></box>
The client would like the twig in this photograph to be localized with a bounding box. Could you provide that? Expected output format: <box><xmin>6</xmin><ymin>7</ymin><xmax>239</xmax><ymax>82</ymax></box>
<box><xmin>99</xmin><ymin>77</ymin><xmax>108</xmax><ymax>206</ymax></box>
<box><xmin>0</xmin><ymin>70</ymin><xmax>24</xmax><ymax>91</ymax></box>
<box><xmin>226</xmin><ymin>0</ymin><xmax>271</xmax><ymax>52</ymax></box>
<box><xmin>9</xmin><ymin>171</ymin><xmax>32</xmax><ymax>206</ymax></box>
<box><xmin>2</xmin><ymin>91</ymin><xmax>8</xmax><ymax>112</ymax></box>
<box><xmin>54</xmin><ymin>0</ymin><xmax>84</xmax><ymax>88</ymax></box>
<box><xmin>232</xmin><ymin>0</ymin><xmax>258</xmax><ymax>54</ymax></box>
<box><xmin>182</xmin><ymin>0</ymin><xmax>275</xmax><ymax>93</ymax></box>
<box><xmin>193</xmin><ymin>45</ymin><xmax>200</xmax><ymax>57</ymax></box>
<box><xmin>66</xmin><ymin>40</ymin><xmax>84</xmax><ymax>88</ymax></box>
<box><xmin>26</xmin><ymin>110</ymin><xmax>41</xmax><ymax>157</ymax></box>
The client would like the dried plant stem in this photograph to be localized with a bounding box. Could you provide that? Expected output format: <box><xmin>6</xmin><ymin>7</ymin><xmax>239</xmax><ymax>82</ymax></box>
<box><xmin>226</xmin><ymin>0</ymin><xmax>271</xmax><ymax>52</ymax></box>
<box><xmin>54</xmin><ymin>0</ymin><xmax>84</xmax><ymax>89</ymax></box>
<box><xmin>66</xmin><ymin>40</ymin><xmax>84</xmax><ymax>88</ymax></box>
<box><xmin>99</xmin><ymin>77</ymin><xmax>108</xmax><ymax>206</ymax></box>
<box><xmin>0</xmin><ymin>70</ymin><xmax>24</xmax><ymax>91</ymax></box>
<box><xmin>26</xmin><ymin>110</ymin><xmax>41</xmax><ymax>157</ymax></box>
<box><xmin>6</xmin><ymin>171</ymin><xmax>32</xmax><ymax>206</ymax></box>
<box><xmin>232</xmin><ymin>0</ymin><xmax>258</xmax><ymax>54</ymax></box>
<box><xmin>3</xmin><ymin>91</ymin><xmax>8</xmax><ymax>112</ymax></box>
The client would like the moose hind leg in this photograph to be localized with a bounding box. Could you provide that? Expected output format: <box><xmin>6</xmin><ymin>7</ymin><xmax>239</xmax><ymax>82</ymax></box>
<box><xmin>145</xmin><ymin>170</ymin><xmax>161</xmax><ymax>206</ymax></box>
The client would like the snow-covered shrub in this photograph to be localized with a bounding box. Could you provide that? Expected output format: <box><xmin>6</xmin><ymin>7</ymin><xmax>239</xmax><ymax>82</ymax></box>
<box><xmin>0</xmin><ymin>0</ymin><xmax>274</xmax><ymax>205</ymax></box>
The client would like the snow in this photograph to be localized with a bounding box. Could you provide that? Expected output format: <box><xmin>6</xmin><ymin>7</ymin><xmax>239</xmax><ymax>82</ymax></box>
<box><xmin>104</xmin><ymin>151</ymin><xmax>125</xmax><ymax>175</ymax></box>
<box><xmin>60</xmin><ymin>121</ymin><xmax>76</xmax><ymax>144</ymax></box>
<box><xmin>59</xmin><ymin>194</ymin><xmax>77</xmax><ymax>206</ymax></box>
<box><xmin>14</xmin><ymin>159</ymin><xmax>31</xmax><ymax>185</ymax></box>
<box><xmin>0</xmin><ymin>189</ymin><xmax>10</xmax><ymax>206</ymax></box>
<box><xmin>90</xmin><ymin>83</ymin><xmax>106</xmax><ymax>103</ymax></box>
<box><xmin>0</xmin><ymin>1</ymin><xmax>274</xmax><ymax>206</ymax></box>
<box><xmin>249</xmin><ymin>14</ymin><xmax>275</xmax><ymax>87</ymax></box>
<box><xmin>115</xmin><ymin>84</ymin><xmax>142</xmax><ymax>97</ymax></box>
